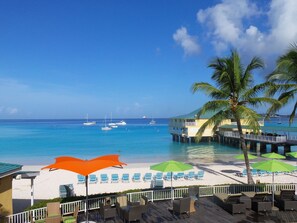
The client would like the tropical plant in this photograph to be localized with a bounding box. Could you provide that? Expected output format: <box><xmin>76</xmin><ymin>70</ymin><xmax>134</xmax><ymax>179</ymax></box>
<box><xmin>192</xmin><ymin>50</ymin><xmax>276</xmax><ymax>184</ymax></box>
<box><xmin>266</xmin><ymin>43</ymin><xmax>297</xmax><ymax>125</ymax></box>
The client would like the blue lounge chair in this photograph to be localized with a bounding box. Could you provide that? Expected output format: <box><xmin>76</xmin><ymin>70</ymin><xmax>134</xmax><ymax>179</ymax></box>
<box><xmin>143</xmin><ymin>173</ymin><xmax>152</xmax><ymax>182</ymax></box>
<box><xmin>154</xmin><ymin>172</ymin><xmax>163</xmax><ymax>180</ymax></box>
<box><xmin>196</xmin><ymin>170</ymin><xmax>204</xmax><ymax>180</ymax></box>
<box><xmin>164</xmin><ymin>172</ymin><xmax>173</xmax><ymax>181</ymax></box>
<box><xmin>174</xmin><ymin>172</ymin><xmax>185</xmax><ymax>180</ymax></box>
<box><xmin>251</xmin><ymin>169</ymin><xmax>258</xmax><ymax>177</ymax></box>
<box><xmin>89</xmin><ymin>174</ymin><xmax>98</xmax><ymax>184</ymax></box>
<box><xmin>111</xmin><ymin>174</ymin><xmax>119</xmax><ymax>183</ymax></box>
<box><xmin>185</xmin><ymin>171</ymin><xmax>195</xmax><ymax>180</ymax></box>
<box><xmin>258</xmin><ymin>170</ymin><xmax>266</xmax><ymax>177</ymax></box>
<box><xmin>122</xmin><ymin>173</ymin><xmax>130</xmax><ymax>183</ymax></box>
<box><xmin>77</xmin><ymin>174</ymin><xmax>85</xmax><ymax>184</ymax></box>
<box><xmin>132</xmin><ymin>173</ymin><xmax>141</xmax><ymax>182</ymax></box>
<box><xmin>100</xmin><ymin>174</ymin><xmax>108</xmax><ymax>183</ymax></box>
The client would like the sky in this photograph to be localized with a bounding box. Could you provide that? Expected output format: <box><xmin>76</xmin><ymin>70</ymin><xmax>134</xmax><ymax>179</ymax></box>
<box><xmin>0</xmin><ymin>0</ymin><xmax>297</xmax><ymax>119</ymax></box>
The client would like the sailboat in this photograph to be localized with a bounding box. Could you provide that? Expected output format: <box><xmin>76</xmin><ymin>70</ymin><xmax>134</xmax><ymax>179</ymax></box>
<box><xmin>83</xmin><ymin>114</ymin><xmax>96</xmax><ymax>126</ymax></box>
<box><xmin>101</xmin><ymin>116</ymin><xmax>112</xmax><ymax>131</ymax></box>
<box><xmin>108</xmin><ymin>113</ymin><xmax>117</xmax><ymax>127</ymax></box>
<box><xmin>149</xmin><ymin>118</ymin><xmax>156</xmax><ymax>125</ymax></box>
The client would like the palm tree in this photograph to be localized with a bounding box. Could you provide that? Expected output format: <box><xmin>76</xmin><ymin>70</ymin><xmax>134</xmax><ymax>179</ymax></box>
<box><xmin>192</xmin><ymin>50</ymin><xmax>276</xmax><ymax>184</ymax></box>
<box><xmin>266</xmin><ymin>43</ymin><xmax>297</xmax><ymax>125</ymax></box>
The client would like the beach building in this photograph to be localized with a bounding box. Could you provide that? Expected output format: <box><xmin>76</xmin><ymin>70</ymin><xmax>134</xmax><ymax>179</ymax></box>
<box><xmin>169</xmin><ymin>108</ymin><xmax>260</xmax><ymax>143</ymax></box>
<box><xmin>0</xmin><ymin>162</ymin><xmax>22</xmax><ymax>220</ymax></box>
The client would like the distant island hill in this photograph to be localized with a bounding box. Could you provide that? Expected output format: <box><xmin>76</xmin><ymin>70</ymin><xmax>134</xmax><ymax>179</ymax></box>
<box><xmin>169</xmin><ymin>108</ymin><xmax>297</xmax><ymax>154</ymax></box>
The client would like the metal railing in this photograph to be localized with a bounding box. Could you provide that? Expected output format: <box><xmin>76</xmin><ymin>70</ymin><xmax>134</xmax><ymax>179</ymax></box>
<box><xmin>223</xmin><ymin>132</ymin><xmax>287</xmax><ymax>143</ymax></box>
<box><xmin>198</xmin><ymin>183</ymin><xmax>295</xmax><ymax>197</ymax></box>
<box><xmin>6</xmin><ymin>184</ymin><xmax>295</xmax><ymax>223</ymax></box>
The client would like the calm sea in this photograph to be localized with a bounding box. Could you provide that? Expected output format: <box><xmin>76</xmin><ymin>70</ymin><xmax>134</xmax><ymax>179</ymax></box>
<box><xmin>0</xmin><ymin>118</ymin><xmax>295</xmax><ymax>165</ymax></box>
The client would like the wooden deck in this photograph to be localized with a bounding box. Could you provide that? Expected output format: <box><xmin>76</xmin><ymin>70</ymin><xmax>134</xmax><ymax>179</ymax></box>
<box><xmin>77</xmin><ymin>197</ymin><xmax>297</xmax><ymax>222</ymax></box>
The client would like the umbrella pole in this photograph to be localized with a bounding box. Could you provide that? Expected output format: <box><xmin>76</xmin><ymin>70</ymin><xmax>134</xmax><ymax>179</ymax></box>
<box><xmin>85</xmin><ymin>175</ymin><xmax>89</xmax><ymax>222</ymax></box>
<box><xmin>272</xmin><ymin>172</ymin><xmax>274</xmax><ymax>208</ymax></box>
<box><xmin>171</xmin><ymin>172</ymin><xmax>173</xmax><ymax>202</ymax></box>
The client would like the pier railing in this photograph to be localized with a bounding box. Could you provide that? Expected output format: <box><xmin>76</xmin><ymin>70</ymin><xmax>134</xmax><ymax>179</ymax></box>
<box><xmin>6</xmin><ymin>184</ymin><xmax>295</xmax><ymax>223</ymax></box>
<box><xmin>223</xmin><ymin>132</ymin><xmax>287</xmax><ymax>143</ymax></box>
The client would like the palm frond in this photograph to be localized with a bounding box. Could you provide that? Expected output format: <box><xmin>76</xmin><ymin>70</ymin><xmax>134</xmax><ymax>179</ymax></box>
<box><xmin>196</xmin><ymin>100</ymin><xmax>229</xmax><ymax>118</ymax></box>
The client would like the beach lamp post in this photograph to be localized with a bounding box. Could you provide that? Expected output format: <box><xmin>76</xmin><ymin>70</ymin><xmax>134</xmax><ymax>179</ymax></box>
<box><xmin>43</xmin><ymin>154</ymin><xmax>126</xmax><ymax>223</ymax></box>
<box><xmin>150</xmin><ymin>160</ymin><xmax>193</xmax><ymax>202</ymax></box>
<box><xmin>252</xmin><ymin>160</ymin><xmax>296</xmax><ymax>208</ymax></box>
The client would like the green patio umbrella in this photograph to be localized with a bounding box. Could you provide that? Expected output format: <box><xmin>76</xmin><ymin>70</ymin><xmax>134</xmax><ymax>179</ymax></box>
<box><xmin>252</xmin><ymin>160</ymin><xmax>296</xmax><ymax>207</ymax></box>
<box><xmin>286</xmin><ymin>151</ymin><xmax>297</xmax><ymax>158</ymax></box>
<box><xmin>234</xmin><ymin>153</ymin><xmax>258</xmax><ymax>160</ymax></box>
<box><xmin>262</xmin><ymin>152</ymin><xmax>285</xmax><ymax>159</ymax></box>
<box><xmin>150</xmin><ymin>160</ymin><xmax>193</xmax><ymax>201</ymax></box>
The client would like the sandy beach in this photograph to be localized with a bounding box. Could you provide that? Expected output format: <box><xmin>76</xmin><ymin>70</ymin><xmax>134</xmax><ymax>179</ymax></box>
<box><xmin>13</xmin><ymin>160</ymin><xmax>297</xmax><ymax>201</ymax></box>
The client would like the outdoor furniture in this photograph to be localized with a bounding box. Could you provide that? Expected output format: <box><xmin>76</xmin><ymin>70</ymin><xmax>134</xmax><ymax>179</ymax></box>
<box><xmin>122</xmin><ymin>173</ymin><xmax>130</xmax><ymax>183</ymax></box>
<box><xmin>111</xmin><ymin>174</ymin><xmax>119</xmax><ymax>183</ymax></box>
<box><xmin>62</xmin><ymin>205</ymin><xmax>79</xmax><ymax>223</ymax></box>
<box><xmin>99</xmin><ymin>202</ymin><xmax>117</xmax><ymax>221</ymax></box>
<box><xmin>89</xmin><ymin>174</ymin><xmax>97</xmax><ymax>184</ymax></box>
<box><xmin>123</xmin><ymin>205</ymin><xmax>144</xmax><ymax>223</ymax></box>
<box><xmin>172</xmin><ymin>197</ymin><xmax>191</xmax><ymax>217</ymax></box>
<box><xmin>174</xmin><ymin>172</ymin><xmax>184</xmax><ymax>180</ymax></box>
<box><xmin>152</xmin><ymin>179</ymin><xmax>164</xmax><ymax>189</ymax></box>
<box><xmin>132</xmin><ymin>173</ymin><xmax>141</xmax><ymax>182</ymax></box>
<box><xmin>140</xmin><ymin>195</ymin><xmax>150</xmax><ymax>215</ymax></box>
<box><xmin>59</xmin><ymin>184</ymin><xmax>74</xmax><ymax>198</ymax></box>
<box><xmin>116</xmin><ymin>195</ymin><xmax>128</xmax><ymax>219</ymax></box>
<box><xmin>196</xmin><ymin>170</ymin><xmax>204</xmax><ymax>180</ymax></box>
<box><xmin>214</xmin><ymin>193</ymin><xmax>246</xmax><ymax>215</ymax></box>
<box><xmin>45</xmin><ymin>202</ymin><xmax>61</xmax><ymax>223</ymax></box>
<box><xmin>275</xmin><ymin>190</ymin><xmax>297</xmax><ymax>211</ymax></box>
<box><xmin>154</xmin><ymin>172</ymin><xmax>163</xmax><ymax>180</ymax></box>
<box><xmin>236</xmin><ymin>169</ymin><xmax>247</xmax><ymax>177</ymax></box>
<box><xmin>249</xmin><ymin>192</ymin><xmax>272</xmax><ymax>213</ymax></box>
<box><xmin>164</xmin><ymin>172</ymin><xmax>172</xmax><ymax>181</ymax></box>
<box><xmin>143</xmin><ymin>173</ymin><xmax>152</xmax><ymax>182</ymax></box>
<box><xmin>188</xmin><ymin>186</ymin><xmax>199</xmax><ymax>212</ymax></box>
<box><xmin>100</xmin><ymin>174</ymin><xmax>108</xmax><ymax>183</ymax></box>
<box><xmin>185</xmin><ymin>171</ymin><xmax>195</xmax><ymax>180</ymax></box>
<box><xmin>77</xmin><ymin>175</ymin><xmax>85</xmax><ymax>184</ymax></box>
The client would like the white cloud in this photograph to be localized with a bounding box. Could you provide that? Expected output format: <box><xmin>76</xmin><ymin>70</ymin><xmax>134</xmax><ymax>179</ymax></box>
<box><xmin>197</xmin><ymin>0</ymin><xmax>297</xmax><ymax>65</ymax></box>
<box><xmin>0</xmin><ymin>106</ymin><xmax>18</xmax><ymax>115</ymax></box>
<box><xmin>173</xmin><ymin>27</ymin><xmax>200</xmax><ymax>56</ymax></box>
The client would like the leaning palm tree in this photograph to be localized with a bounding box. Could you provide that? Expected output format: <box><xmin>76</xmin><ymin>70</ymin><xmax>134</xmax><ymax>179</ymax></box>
<box><xmin>266</xmin><ymin>43</ymin><xmax>297</xmax><ymax>125</ymax></box>
<box><xmin>192</xmin><ymin>50</ymin><xmax>276</xmax><ymax>184</ymax></box>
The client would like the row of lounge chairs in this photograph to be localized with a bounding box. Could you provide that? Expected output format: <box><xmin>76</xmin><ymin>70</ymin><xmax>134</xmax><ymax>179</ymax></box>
<box><xmin>77</xmin><ymin>171</ymin><xmax>205</xmax><ymax>184</ymax></box>
<box><xmin>236</xmin><ymin>169</ymin><xmax>293</xmax><ymax>177</ymax></box>
<box><xmin>214</xmin><ymin>190</ymin><xmax>297</xmax><ymax>215</ymax></box>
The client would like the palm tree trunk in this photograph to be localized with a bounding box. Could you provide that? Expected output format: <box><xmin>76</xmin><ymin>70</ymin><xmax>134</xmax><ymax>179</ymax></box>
<box><xmin>235</xmin><ymin>118</ymin><xmax>255</xmax><ymax>184</ymax></box>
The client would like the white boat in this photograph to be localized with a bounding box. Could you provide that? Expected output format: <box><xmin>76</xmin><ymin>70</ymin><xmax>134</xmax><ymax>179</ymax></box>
<box><xmin>116</xmin><ymin>120</ymin><xmax>127</xmax><ymax>125</ymax></box>
<box><xmin>102</xmin><ymin>116</ymin><xmax>112</xmax><ymax>131</ymax></box>
<box><xmin>83</xmin><ymin>114</ymin><xmax>96</xmax><ymax>126</ymax></box>
<box><xmin>108</xmin><ymin>113</ymin><xmax>117</xmax><ymax>127</ymax></box>
<box><xmin>149</xmin><ymin>119</ymin><xmax>156</xmax><ymax>125</ymax></box>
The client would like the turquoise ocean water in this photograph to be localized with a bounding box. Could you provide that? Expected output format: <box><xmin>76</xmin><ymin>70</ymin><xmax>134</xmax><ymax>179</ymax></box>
<box><xmin>0</xmin><ymin>118</ymin><xmax>295</xmax><ymax>165</ymax></box>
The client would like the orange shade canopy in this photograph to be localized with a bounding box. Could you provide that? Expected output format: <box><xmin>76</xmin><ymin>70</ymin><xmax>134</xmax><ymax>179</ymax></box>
<box><xmin>42</xmin><ymin>154</ymin><xmax>126</xmax><ymax>176</ymax></box>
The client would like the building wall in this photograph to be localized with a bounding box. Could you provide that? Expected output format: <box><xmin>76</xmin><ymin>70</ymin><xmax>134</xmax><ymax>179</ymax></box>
<box><xmin>0</xmin><ymin>175</ymin><xmax>13</xmax><ymax>217</ymax></box>
<box><xmin>169</xmin><ymin>118</ymin><xmax>232</xmax><ymax>138</ymax></box>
